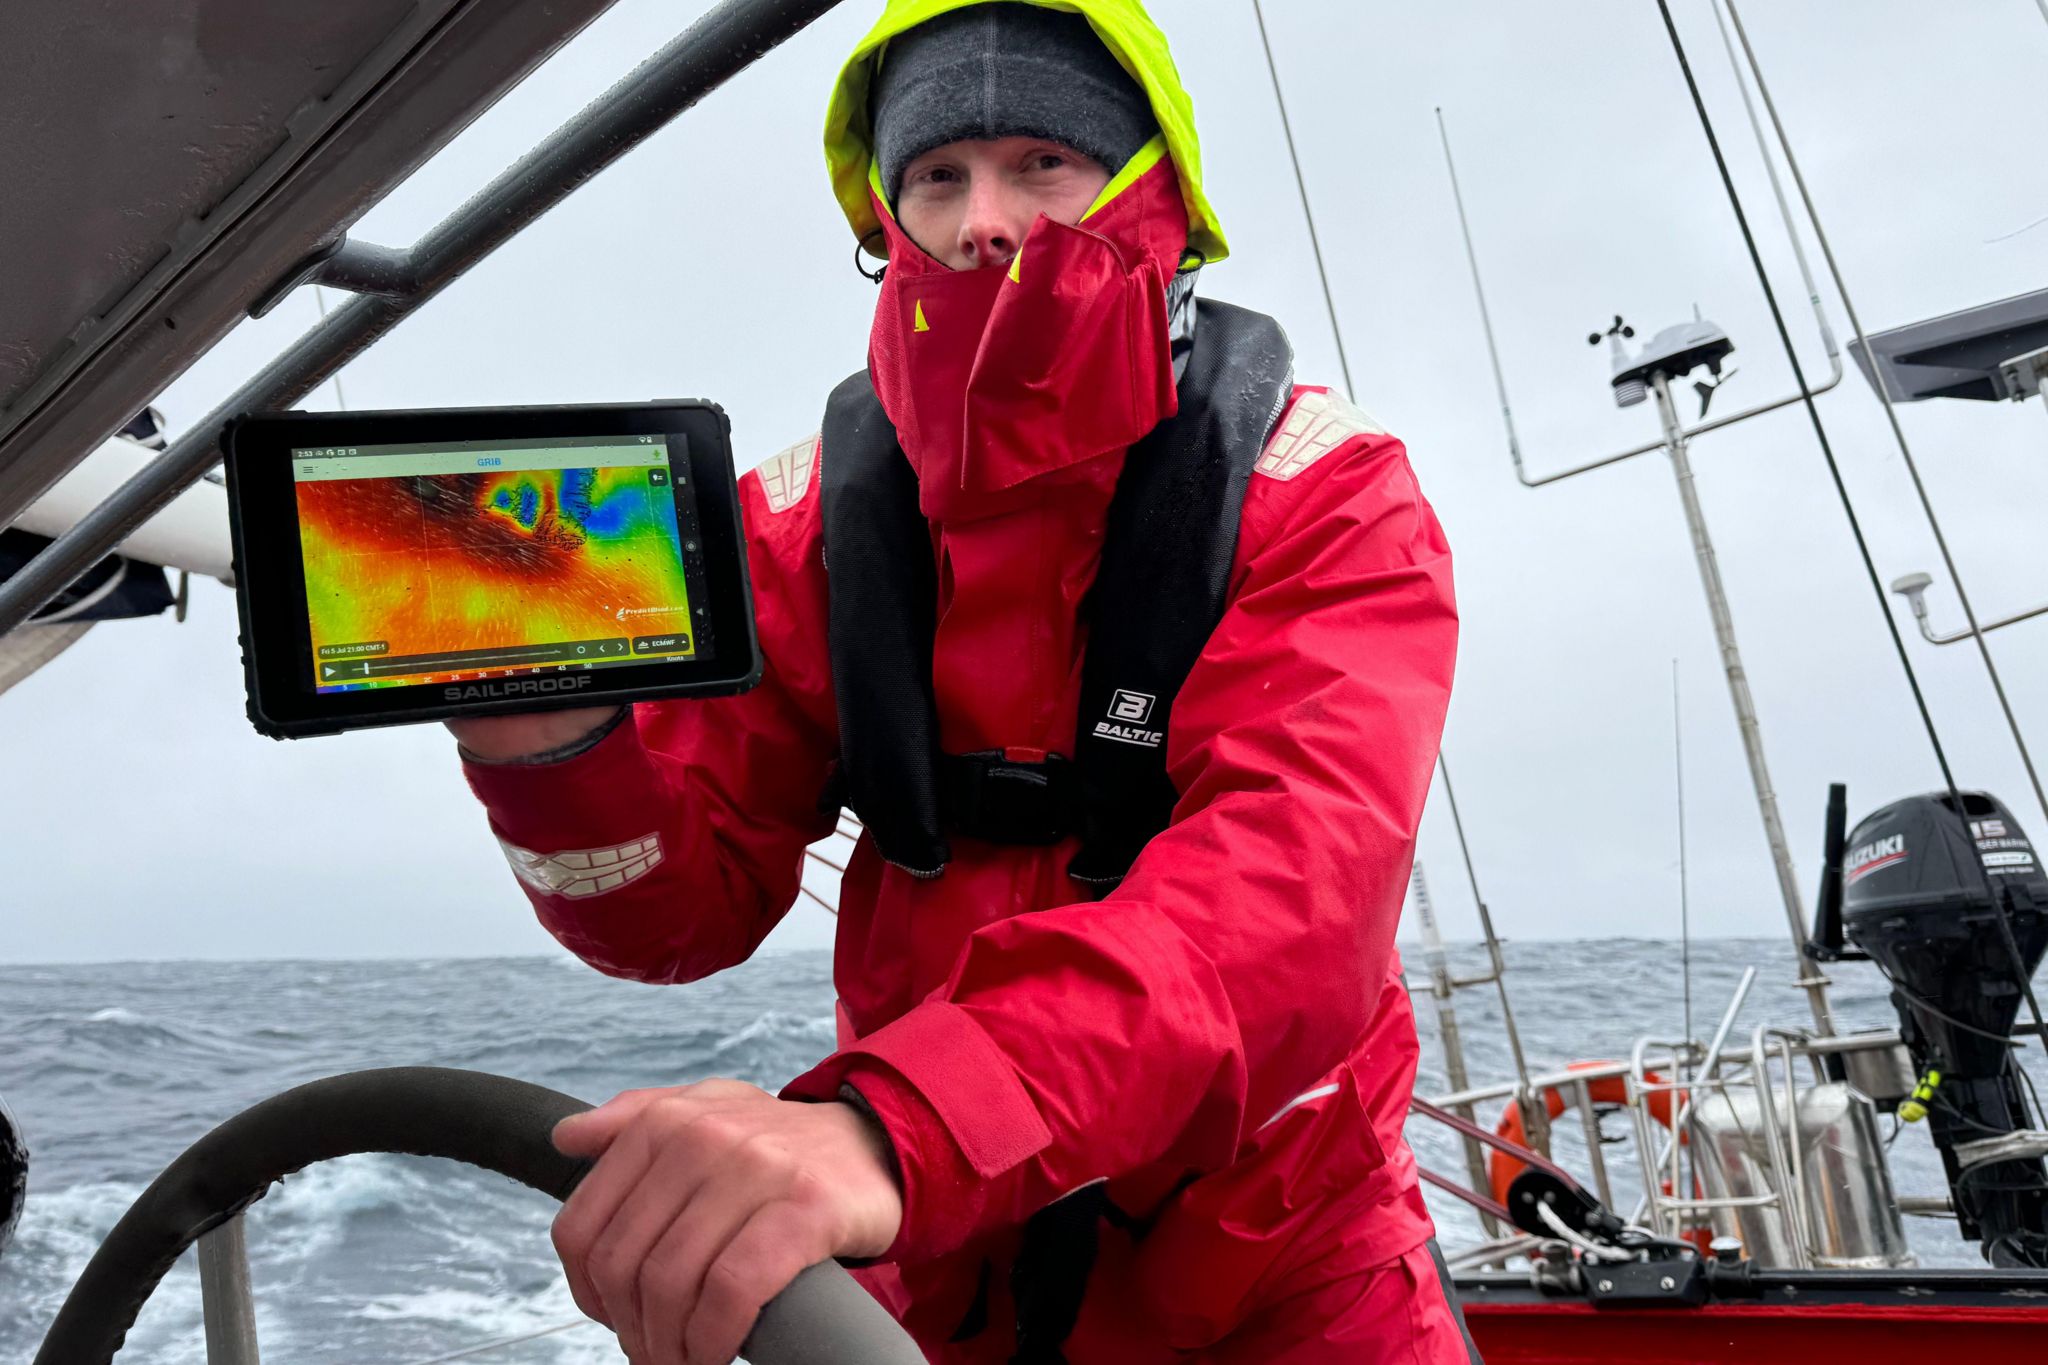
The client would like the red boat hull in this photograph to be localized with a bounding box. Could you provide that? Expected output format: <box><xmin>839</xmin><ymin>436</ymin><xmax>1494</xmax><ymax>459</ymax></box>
<box><xmin>1466</xmin><ymin>1300</ymin><xmax>2048</xmax><ymax>1363</ymax></box>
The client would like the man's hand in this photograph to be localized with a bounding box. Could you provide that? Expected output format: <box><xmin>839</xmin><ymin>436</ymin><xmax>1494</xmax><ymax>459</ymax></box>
<box><xmin>446</xmin><ymin>707</ymin><xmax>622</xmax><ymax>762</ymax></box>
<box><xmin>551</xmin><ymin>1079</ymin><xmax>904</xmax><ymax>1365</ymax></box>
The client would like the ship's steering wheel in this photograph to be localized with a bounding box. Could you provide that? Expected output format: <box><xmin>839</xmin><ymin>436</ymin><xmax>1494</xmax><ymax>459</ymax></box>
<box><xmin>32</xmin><ymin>1067</ymin><xmax>925</xmax><ymax>1365</ymax></box>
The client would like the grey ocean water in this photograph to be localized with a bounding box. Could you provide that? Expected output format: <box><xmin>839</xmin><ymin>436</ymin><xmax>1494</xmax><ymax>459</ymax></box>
<box><xmin>2</xmin><ymin>941</ymin><xmax>2040</xmax><ymax>1362</ymax></box>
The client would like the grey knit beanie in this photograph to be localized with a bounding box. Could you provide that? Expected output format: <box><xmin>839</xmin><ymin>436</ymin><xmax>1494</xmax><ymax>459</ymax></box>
<box><xmin>871</xmin><ymin>3</ymin><xmax>1158</xmax><ymax>204</ymax></box>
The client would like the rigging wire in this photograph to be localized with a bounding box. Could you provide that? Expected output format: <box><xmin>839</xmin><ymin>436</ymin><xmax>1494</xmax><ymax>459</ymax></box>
<box><xmin>1715</xmin><ymin>0</ymin><xmax>2048</xmax><ymax>838</ymax></box>
<box><xmin>1983</xmin><ymin>209</ymin><xmax>2048</xmax><ymax>245</ymax></box>
<box><xmin>1649</xmin><ymin>1</ymin><xmax>1957</xmax><ymax>788</ymax></box>
<box><xmin>1248</xmin><ymin>3</ymin><xmax>1501</xmax><ymax>984</ymax></box>
<box><xmin>310</xmin><ymin>285</ymin><xmax>350</xmax><ymax>411</ymax></box>
<box><xmin>1248</xmin><ymin>0</ymin><xmax>1353</xmax><ymax>400</ymax></box>
<box><xmin>1655</xmin><ymin>0</ymin><xmax>2048</xmax><ymax>1065</ymax></box>
<box><xmin>1435</xmin><ymin>108</ymin><xmax>1522</xmax><ymax>473</ymax></box>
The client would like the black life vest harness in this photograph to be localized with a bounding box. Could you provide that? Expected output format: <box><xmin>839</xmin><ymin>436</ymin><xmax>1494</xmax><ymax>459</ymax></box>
<box><xmin>820</xmin><ymin>299</ymin><xmax>1295</xmax><ymax>890</ymax></box>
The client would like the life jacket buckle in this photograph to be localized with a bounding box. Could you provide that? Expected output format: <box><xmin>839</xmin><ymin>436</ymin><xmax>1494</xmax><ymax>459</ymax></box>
<box><xmin>941</xmin><ymin>751</ymin><xmax>1079</xmax><ymax>846</ymax></box>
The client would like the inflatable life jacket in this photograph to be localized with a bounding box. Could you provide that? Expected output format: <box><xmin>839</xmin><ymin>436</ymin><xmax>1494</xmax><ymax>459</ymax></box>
<box><xmin>820</xmin><ymin>298</ymin><xmax>1293</xmax><ymax>885</ymax></box>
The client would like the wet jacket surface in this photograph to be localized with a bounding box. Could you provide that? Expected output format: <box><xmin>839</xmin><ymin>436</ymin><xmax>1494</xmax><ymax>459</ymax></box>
<box><xmin>465</xmin><ymin>2</ymin><xmax>1458</xmax><ymax>1356</ymax></box>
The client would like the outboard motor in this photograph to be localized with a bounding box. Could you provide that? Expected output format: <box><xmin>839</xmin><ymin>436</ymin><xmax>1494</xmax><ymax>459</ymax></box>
<box><xmin>1833</xmin><ymin>790</ymin><xmax>2048</xmax><ymax>1267</ymax></box>
<box><xmin>1</xmin><ymin>1090</ymin><xmax>25</xmax><ymax>1258</ymax></box>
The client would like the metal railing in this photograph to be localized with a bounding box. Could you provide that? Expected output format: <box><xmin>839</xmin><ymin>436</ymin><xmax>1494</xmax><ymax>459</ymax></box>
<box><xmin>1408</xmin><ymin>979</ymin><xmax>1926</xmax><ymax>1272</ymax></box>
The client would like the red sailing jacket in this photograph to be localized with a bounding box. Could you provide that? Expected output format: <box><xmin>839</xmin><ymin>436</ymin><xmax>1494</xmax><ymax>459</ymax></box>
<box><xmin>463</xmin><ymin>154</ymin><xmax>1457</xmax><ymax>1359</ymax></box>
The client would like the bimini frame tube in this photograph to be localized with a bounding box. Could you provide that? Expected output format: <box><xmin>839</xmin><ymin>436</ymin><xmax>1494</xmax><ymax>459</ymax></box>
<box><xmin>1435</xmin><ymin>69</ymin><xmax>1843</xmax><ymax>490</ymax></box>
<box><xmin>0</xmin><ymin>0</ymin><xmax>847</xmax><ymax>638</ymax></box>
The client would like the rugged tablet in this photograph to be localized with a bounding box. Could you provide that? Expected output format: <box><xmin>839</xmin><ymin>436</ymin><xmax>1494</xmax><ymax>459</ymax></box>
<box><xmin>223</xmin><ymin>402</ymin><xmax>759</xmax><ymax>739</ymax></box>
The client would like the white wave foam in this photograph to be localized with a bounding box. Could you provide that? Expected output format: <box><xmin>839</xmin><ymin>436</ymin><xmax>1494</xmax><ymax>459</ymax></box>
<box><xmin>85</xmin><ymin>1006</ymin><xmax>145</xmax><ymax>1024</ymax></box>
<box><xmin>245</xmin><ymin>1153</ymin><xmax>433</xmax><ymax>1266</ymax></box>
<box><xmin>714</xmin><ymin>1010</ymin><xmax>836</xmax><ymax>1051</ymax></box>
<box><xmin>264</xmin><ymin>1153</ymin><xmax>423</xmax><ymax>1221</ymax></box>
<box><xmin>1</xmin><ymin>1179</ymin><xmax>212</xmax><ymax>1365</ymax></box>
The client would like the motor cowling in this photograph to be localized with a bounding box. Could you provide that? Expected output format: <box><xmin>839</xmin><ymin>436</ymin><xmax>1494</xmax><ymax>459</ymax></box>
<box><xmin>1841</xmin><ymin>790</ymin><xmax>2048</xmax><ymax>1266</ymax></box>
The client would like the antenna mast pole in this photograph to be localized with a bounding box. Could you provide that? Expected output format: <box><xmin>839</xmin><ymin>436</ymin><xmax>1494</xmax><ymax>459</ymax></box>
<box><xmin>1652</xmin><ymin>370</ymin><xmax>1833</xmax><ymax>1035</ymax></box>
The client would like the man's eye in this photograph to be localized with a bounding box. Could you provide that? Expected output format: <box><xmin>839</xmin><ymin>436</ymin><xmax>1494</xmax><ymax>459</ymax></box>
<box><xmin>915</xmin><ymin>166</ymin><xmax>958</xmax><ymax>187</ymax></box>
<box><xmin>1033</xmin><ymin>154</ymin><xmax>1067</xmax><ymax>172</ymax></box>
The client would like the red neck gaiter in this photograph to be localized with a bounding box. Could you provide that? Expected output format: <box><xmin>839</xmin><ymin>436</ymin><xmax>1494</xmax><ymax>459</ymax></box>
<box><xmin>865</xmin><ymin>159</ymin><xmax>1191</xmax><ymax>522</ymax></box>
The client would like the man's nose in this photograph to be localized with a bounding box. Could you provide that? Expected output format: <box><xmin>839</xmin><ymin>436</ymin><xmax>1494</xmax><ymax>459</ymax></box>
<box><xmin>956</xmin><ymin>177</ymin><xmax>1025</xmax><ymax>269</ymax></box>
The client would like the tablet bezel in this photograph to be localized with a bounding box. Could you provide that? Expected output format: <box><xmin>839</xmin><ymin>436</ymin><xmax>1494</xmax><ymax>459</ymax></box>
<box><xmin>224</xmin><ymin>401</ymin><xmax>761</xmax><ymax>739</ymax></box>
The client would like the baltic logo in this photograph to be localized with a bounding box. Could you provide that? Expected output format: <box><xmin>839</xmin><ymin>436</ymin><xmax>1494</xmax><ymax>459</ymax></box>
<box><xmin>1844</xmin><ymin>833</ymin><xmax>1909</xmax><ymax>886</ymax></box>
<box><xmin>444</xmin><ymin>675</ymin><xmax>596</xmax><ymax>702</ymax></box>
<box><xmin>1095</xmin><ymin>689</ymin><xmax>1163</xmax><ymax>748</ymax></box>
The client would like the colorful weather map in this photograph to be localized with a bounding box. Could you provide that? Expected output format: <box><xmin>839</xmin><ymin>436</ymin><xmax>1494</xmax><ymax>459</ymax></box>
<box><xmin>294</xmin><ymin>459</ymin><xmax>696</xmax><ymax>691</ymax></box>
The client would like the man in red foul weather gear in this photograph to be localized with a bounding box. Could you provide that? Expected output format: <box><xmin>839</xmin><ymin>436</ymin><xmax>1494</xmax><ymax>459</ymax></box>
<box><xmin>451</xmin><ymin>2</ymin><xmax>1471</xmax><ymax>1361</ymax></box>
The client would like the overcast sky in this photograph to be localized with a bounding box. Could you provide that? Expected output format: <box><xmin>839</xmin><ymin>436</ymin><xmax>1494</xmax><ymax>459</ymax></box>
<box><xmin>5</xmin><ymin>0</ymin><xmax>2047</xmax><ymax>967</ymax></box>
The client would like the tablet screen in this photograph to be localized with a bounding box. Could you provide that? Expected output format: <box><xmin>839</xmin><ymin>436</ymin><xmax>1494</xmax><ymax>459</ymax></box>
<box><xmin>289</xmin><ymin>433</ymin><xmax>713</xmax><ymax>692</ymax></box>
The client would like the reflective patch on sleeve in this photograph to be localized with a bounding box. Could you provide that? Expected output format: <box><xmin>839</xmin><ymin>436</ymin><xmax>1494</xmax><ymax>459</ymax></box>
<box><xmin>499</xmin><ymin>834</ymin><xmax>663</xmax><ymax>899</ymax></box>
<box><xmin>1255</xmin><ymin>390</ymin><xmax>1387</xmax><ymax>482</ymax></box>
<box><xmin>757</xmin><ymin>435</ymin><xmax>820</xmax><ymax>513</ymax></box>
<box><xmin>1260</xmin><ymin>1082</ymin><xmax>1339</xmax><ymax>1130</ymax></box>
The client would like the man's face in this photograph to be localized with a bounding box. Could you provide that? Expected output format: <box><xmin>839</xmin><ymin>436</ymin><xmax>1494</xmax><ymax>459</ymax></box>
<box><xmin>895</xmin><ymin>136</ymin><xmax>1113</xmax><ymax>271</ymax></box>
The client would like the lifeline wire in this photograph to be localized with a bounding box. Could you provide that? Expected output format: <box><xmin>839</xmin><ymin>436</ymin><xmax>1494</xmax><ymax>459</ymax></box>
<box><xmin>1716</xmin><ymin>0</ymin><xmax>2048</xmax><ymax>831</ymax></box>
<box><xmin>1655</xmin><ymin>0</ymin><xmax>2048</xmax><ymax>1064</ymax></box>
<box><xmin>401</xmin><ymin>1319</ymin><xmax>593</xmax><ymax>1365</ymax></box>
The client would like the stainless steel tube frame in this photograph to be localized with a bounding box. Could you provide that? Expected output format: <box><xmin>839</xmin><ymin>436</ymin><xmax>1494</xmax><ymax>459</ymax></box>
<box><xmin>196</xmin><ymin>1215</ymin><xmax>260</xmax><ymax>1365</ymax></box>
<box><xmin>1905</xmin><ymin>592</ymin><xmax>2048</xmax><ymax>647</ymax></box>
<box><xmin>1422</xmin><ymin>1025</ymin><xmax>1902</xmax><ymax>1115</ymax></box>
<box><xmin>1437</xmin><ymin>71</ymin><xmax>1843</xmax><ymax>491</ymax></box>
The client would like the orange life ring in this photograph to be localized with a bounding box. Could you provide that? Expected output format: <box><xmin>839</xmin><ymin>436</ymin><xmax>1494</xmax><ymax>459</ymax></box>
<box><xmin>1486</xmin><ymin>1060</ymin><xmax>1676</xmax><ymax>1209</ymax></box>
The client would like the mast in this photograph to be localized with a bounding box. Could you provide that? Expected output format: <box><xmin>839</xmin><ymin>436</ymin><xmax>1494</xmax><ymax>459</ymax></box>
<box><xmin>1648</xmin><ymin>366</ymin><xmax>1829</xmax><ymax>1032</ymax></box>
